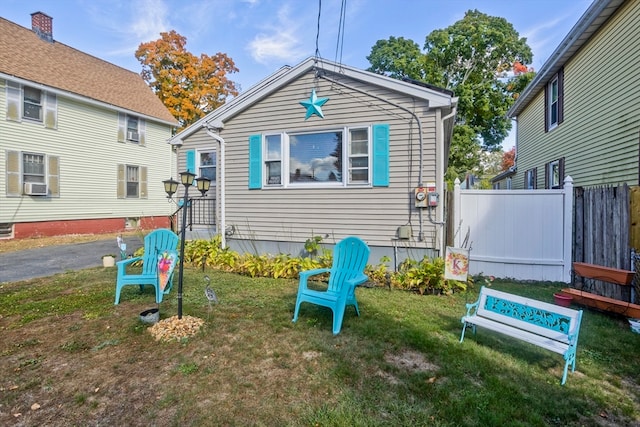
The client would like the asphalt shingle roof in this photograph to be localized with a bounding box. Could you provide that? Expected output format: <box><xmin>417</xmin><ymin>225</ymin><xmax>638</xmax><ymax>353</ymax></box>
<box><xmin>0</xmin><ymin>15</ymin><xmax>177</xmax><ymax>125</ymax></box>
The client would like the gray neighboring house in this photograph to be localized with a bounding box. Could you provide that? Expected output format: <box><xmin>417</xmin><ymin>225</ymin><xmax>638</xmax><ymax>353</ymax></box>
<box><xmin>169</xmin><ymin>57</ymin><xmax>458</xmax><ymax>263</ymax></box>
<box><xmin>496</xmin><ymin>0</ymin><xmax>638</xmax><ymax>190</ymax></box>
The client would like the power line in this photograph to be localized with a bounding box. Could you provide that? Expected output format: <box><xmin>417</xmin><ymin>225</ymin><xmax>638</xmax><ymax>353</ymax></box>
<box><xmin>334</xmin><ymin>0</ymin><xmax>347</xmax><ymax>67</ymax></box>
<box><xmin>314</xmin><ymin>0</ymin><xmax>322</xmax><ymax>61</ymax></box>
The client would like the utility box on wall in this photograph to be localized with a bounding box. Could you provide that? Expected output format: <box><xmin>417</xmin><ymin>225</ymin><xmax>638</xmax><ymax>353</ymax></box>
<box><xmin>397</xmin><ymin>225</ymin><xmax>412</xmax><ymax>239</ymax></box>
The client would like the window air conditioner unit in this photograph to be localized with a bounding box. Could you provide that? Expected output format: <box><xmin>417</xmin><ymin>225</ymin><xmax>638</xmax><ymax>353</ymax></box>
<box><xmin>127</xmin><ymin>130</ymin><xmax>139</xmax><ymax>141</ymax></box>
<box><xmin>24</xmin><ymin>182</ymin><xmax>48</xmax><ymax>196</ymax></box>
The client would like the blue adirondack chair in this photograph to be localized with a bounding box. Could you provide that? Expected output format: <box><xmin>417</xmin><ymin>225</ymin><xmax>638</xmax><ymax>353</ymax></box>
<box><xmin>114</xmin><ymin>228</ymin><xmax>179</xmax><ymax>304</ymax></box>
<box><xmin>292</xmin><ymin>236</ymin><xmax>370</xmax><ymax>335</ymax></box>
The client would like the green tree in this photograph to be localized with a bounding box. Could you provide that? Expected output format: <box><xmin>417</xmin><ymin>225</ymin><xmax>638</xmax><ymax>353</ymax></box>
<box><xmin>367</xmin><ymin>10</ymin><xmax>534</xmax><ymax>180</ymax></box>
<box><xmin>136</xmin><ymin>30</ymin><xmax>239</xmax><ymax>130</ymax></box>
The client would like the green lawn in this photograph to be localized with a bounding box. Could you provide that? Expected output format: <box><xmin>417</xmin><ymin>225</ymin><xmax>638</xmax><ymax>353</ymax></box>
<box><xmin>1</xmin><ymin>267</ymin><xmax>639</xmax><ymax>426</ymax></box>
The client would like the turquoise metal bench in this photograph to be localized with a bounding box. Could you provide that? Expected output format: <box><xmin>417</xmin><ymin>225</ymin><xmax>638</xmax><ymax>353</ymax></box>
<box><xmin>460</xmin><ymin>286</ymin><xmax>583</xmax><ymax>385</ymax></box>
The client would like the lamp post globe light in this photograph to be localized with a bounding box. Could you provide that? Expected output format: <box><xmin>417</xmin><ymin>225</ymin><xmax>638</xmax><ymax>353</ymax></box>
<box><xmin>163</xmin><ymin>171</ymin><xmax>210</xmax><ymax>319</ymax></box>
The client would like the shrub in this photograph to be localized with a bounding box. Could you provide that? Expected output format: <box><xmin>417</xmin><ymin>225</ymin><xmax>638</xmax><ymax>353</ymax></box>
<box><xmin>181</xmin><ymin>237</ymin><xmax>469</xmax><ymax>295</ymax></box>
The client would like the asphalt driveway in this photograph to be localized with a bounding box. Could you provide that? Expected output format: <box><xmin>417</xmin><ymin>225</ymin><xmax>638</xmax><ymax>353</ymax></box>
<box><xmin>0</xmin><ymin>236</ymin><xmax>145</xmax><ymax>283</ymax></box>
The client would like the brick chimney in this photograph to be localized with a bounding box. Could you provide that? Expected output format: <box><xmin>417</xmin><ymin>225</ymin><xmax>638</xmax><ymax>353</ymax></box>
<box><xmin>31</xmin><ymin>11</ymin><xmax>53</xmax><ymax>42</ymax></box>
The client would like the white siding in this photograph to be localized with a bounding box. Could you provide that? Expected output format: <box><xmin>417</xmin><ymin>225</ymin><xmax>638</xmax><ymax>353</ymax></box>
<box><xmin>0</xmin><ymin>79</ymin><xmax>175</xmax><ymax>224</ymax></box>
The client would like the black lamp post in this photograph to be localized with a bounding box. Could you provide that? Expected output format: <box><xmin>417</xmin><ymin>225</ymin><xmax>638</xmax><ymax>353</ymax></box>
<box><xmin>163</xmin><ymin>171</ymin><xmax>210</xmax><ymax>319</ymax></box>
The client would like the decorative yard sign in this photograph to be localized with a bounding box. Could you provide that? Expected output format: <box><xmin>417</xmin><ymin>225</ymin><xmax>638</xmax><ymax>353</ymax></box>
<box><xmin>158</xmin><ymin>250</ymin><xmax>178</xmax><ymax>291</ymax></box>
<box><xmin>299</xmin><ymin>88</ymin><xmax>329</xmax><ymax>119</ymax></box>
<box><xmin>444</xmin><ymin>247</ymin><xmax>469</xmax><ymax>281</ymax></box>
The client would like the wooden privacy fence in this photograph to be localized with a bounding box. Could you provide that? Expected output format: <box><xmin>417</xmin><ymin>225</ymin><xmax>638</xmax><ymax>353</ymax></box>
<box><xmin>573</xmin><ymin>184</ymin><xmax>632</xmax><ymax>301</ymax></box>
<box><xmin>450</xmin><ymin>176</ymin><xmax>574</xmax><ymax>282</ymax></box>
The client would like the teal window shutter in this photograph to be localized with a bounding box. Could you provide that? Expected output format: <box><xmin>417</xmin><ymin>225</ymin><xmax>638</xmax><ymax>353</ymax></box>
<box><xmin>186</xmin><ymin>150</ymin><xmax>196</xmax><ymax>174</ymax></box>
<box><xmin>248</xmin><ymin>134</ymin><xmax>262</xmax><ymax>189</ymax></box>
<box><xmin>372</xmin><ymin>124</ymin><xmax>389</xmax><ymax>187</ymax></box>
<box><xmin>186</xmin><ymin>149</ymin><xmax>196</xmax><ymax>185</ymax></box>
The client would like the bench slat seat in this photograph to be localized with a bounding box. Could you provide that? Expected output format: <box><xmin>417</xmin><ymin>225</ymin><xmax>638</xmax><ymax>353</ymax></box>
<box><xmin>465</xmin><ymin>316</ymin><xmax>570</xmax><ymax>354</ymax></box>
<box><xmin>460</xmin><ymin>286</ymin><xmax>583</xmax><ymax>385</ymax></box>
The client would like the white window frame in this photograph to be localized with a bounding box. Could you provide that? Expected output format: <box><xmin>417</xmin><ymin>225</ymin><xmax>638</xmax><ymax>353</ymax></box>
<box><xmin>126</xmin><ymin>165</ymin><xmax>139</xmax><ymax>197</ymax></box>
<box><xmin>23</xmin><ymin>152</ymin><xmax>46</xmax><ymax>184</ymax></box>
<box><xmin>263</xmin><ymin>126</ymin><xmax>372</xmax><ymax>188</ymax></box>
<box><xmin>198</xmin><ymin>150</ymin><xmax>217</xmax><ymax>183</ymax></box>
<box><xmin>126</xmin><ymin>115</ymin><xmax>139</xmax><ymax>142</ymax></box>
<box><xmin>547</xmin><ymin>76</ymin><xmax>559</xmax><ymax>130</ymax></box>
<box><xmin>264</xmin><ymin>134</ymin><xmax>283</xmax><ymax>186</ymax></box>
<box><xmin>525</xmin><ymin>169</ymin><xmax>536</xmax><ymax>189</ymax></box>
<box><xmin>23</xmin><ymin>86</ymin><xmax>43</xmax><ymax>122</ymax></box>
<box><xmin>548</xmin><ymin>160</ymin><xmax>561</xmax><ymax>189</ymax></box>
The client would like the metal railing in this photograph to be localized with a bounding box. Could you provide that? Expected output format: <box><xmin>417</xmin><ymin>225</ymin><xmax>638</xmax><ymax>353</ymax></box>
<box><xmin>169</xmin><ymin>197</ymin><xmax>216</xmax><ymax>232</ymax></box>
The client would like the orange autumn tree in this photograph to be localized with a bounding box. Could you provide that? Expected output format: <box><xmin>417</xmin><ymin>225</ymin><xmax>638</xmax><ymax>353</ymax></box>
<box><xmin>502</xmin><ymin>146</ymin><xmax>515</xmax><ymax>170</ymax></box>
<box><xmin>136</xmin><ymin>30</ymin><xmax>239</xmax><ymax>130</ymax></box>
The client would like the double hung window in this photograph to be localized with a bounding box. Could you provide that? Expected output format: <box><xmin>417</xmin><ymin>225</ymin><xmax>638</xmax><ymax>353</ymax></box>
<box><xmin>545</xmin><ymin>68</ymin><xmax>564</xmax><ymax>132</ymax></box>
<box><xmin>5</xmin><ymin>81</ymin><xmax>57</xmax><ymax>127</ymax></box>
<box><xmin>23</xmin><ymin>86</ymin><xmax>43</xmax><ymax>121</ymax></box>
<box><xmin>117</xmin><ymin>113</ymin><xmax>145</xmax><ymax>144</ymax></box>
<box><xmin>126</xmin><ymin>165</ymin><xmax>139</xmax><ymax>197</ymax></box>
<box><xmin>127</xmin><ymin>116</ymin><xmax>139</xmax><ymax>142</ymax></box>
<box><xmin>199</xmin><ymin>151</ymin><xmax>217</xmax><ymax>182</ymax></box>
<box><xmin>255</xmin><ymin>125</ymin><xmax>381</xmax><ymax>188</ymax></box>
<box><xmin>117</xmin><ymin>164</ymin><xmax>147</xmax><ymax>198</ymax></box>
<box><xmin>23</xmin><ymin>153</ymin><xmax>46</xmax><ymax>184</ymax></box>
<box><xmin>545</xmin><ymin>158</ymin><xmax>565</xmax><ymax>189</ymax></box>
<box><xmin>525</xmin><ymin>168</ymin><xmax>537</xmax><ymax>189</ymax></box>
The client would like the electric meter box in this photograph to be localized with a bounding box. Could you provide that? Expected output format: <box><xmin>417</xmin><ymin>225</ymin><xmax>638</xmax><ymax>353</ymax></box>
<box><xmin>415</xmin><ymin>187</ymin><xmax>428</xmax><ymax>208</ymax></box>
<box><xmin>415</xmin><ymin>182</ymin><xmax>438</xmax><ymax>208</ymax></box>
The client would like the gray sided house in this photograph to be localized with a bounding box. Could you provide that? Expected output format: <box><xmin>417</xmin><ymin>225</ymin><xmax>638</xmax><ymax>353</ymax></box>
<box><xmin>170</xmin><ymin>58</ymin><xmax>457</xmax><ymax>264</ymax></box>
<box><xmin>0</xmin><ymin>12</ymin><xmax>178</xmax><ymax>239</ymax></box>
<box><xmin>497</xmin><ymin>0</ymin><xmax>639</xmax><ymax>190</ymax></box>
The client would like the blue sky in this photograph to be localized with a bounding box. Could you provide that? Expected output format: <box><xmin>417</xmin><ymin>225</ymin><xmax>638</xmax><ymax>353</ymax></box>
<box><xmin>3</xmin><ymin>0</ymin><xmax>594</xmax><ymax>148</ymax></box>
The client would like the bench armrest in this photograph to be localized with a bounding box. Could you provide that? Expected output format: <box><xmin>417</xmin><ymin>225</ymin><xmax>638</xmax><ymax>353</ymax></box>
<box><xmin>463</xmin><ymin>300</ymin><xmax>480</xmax><ymax>318</ymax></box>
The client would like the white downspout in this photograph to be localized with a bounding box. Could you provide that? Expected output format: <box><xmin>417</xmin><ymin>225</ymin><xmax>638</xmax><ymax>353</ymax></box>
<box><xmin>437</xmin><ymin>106</ymin><xmax>457</xmax><ymax>256</ymax></box>
<box><xmin>204</xmin><ymin>125</ymin><xmax>226</xmax><ymax>249</ymax></box>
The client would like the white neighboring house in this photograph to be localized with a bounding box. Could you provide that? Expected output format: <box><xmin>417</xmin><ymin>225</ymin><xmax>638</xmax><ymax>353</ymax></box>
<box><xmin>0</xmin><ymin>12</ymin><xmax>178</xmax><ymax>239</ymax></box>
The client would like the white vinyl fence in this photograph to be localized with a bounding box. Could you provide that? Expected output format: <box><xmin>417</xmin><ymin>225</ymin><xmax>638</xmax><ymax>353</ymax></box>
<box><xmin>452</xmin><ymin>176</ymin><xmax>573</xmax><ymax>283</ymax></box>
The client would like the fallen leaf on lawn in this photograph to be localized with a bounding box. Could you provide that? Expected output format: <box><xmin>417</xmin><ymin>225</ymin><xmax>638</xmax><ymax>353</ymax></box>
<box><xmin>13</xmin><ymin>413</ymin><xmax>21</xmax><ymax>418</ymax></box>
<box><xmin>31</xmin><ymin>403</ymin><xmax>40</xmax><ymax>410</ymax></box>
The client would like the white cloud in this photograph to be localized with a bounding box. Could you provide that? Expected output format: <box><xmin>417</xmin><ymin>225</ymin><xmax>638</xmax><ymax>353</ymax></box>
<box><xmin>129</xmin><ymin>0</ymin><xmax>171</xmax><ymax>40</ymax></box>
<box><xmin>96</xmin><ymin>0</ymin><xmax>171</xmax><ymax>57</ymax></box>
<box><xmin>247</xmin><ymin>4</ymin><xmax>306</xmax><ymax>64</ymax></box>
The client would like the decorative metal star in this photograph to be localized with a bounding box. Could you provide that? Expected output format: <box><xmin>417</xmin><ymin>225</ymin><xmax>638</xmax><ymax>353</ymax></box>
<box><xmin>299</xmin><ymin>89</ymin><xmax>329</xmax><ymax>119</ymax></box>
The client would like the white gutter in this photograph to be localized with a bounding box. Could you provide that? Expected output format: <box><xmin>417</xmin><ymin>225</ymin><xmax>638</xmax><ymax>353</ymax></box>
<box><xmin>204</xmin><ymin>125</ymin><xmax>227</xmax><ymax>249</ymax></box>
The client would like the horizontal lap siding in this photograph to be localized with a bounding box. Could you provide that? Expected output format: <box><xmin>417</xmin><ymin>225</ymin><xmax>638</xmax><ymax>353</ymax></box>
<box><xmin>565</xmin><ymin>0</ymin><xmax>640</xmax><ymax>186</ymax></box>
<box><xmin>214</xmin><ymin>72</ymin><xmax>441</xmax><ymax>247</ymax></box>
<box><xmin>1</xmin><ymin>93</ymin><xmax>175</xmax><ymax>223</ymax></box>
<box><xmin>514</xmin><ymin>0</ymin><xmax>640</xmax><ymax>189</ymax></box>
